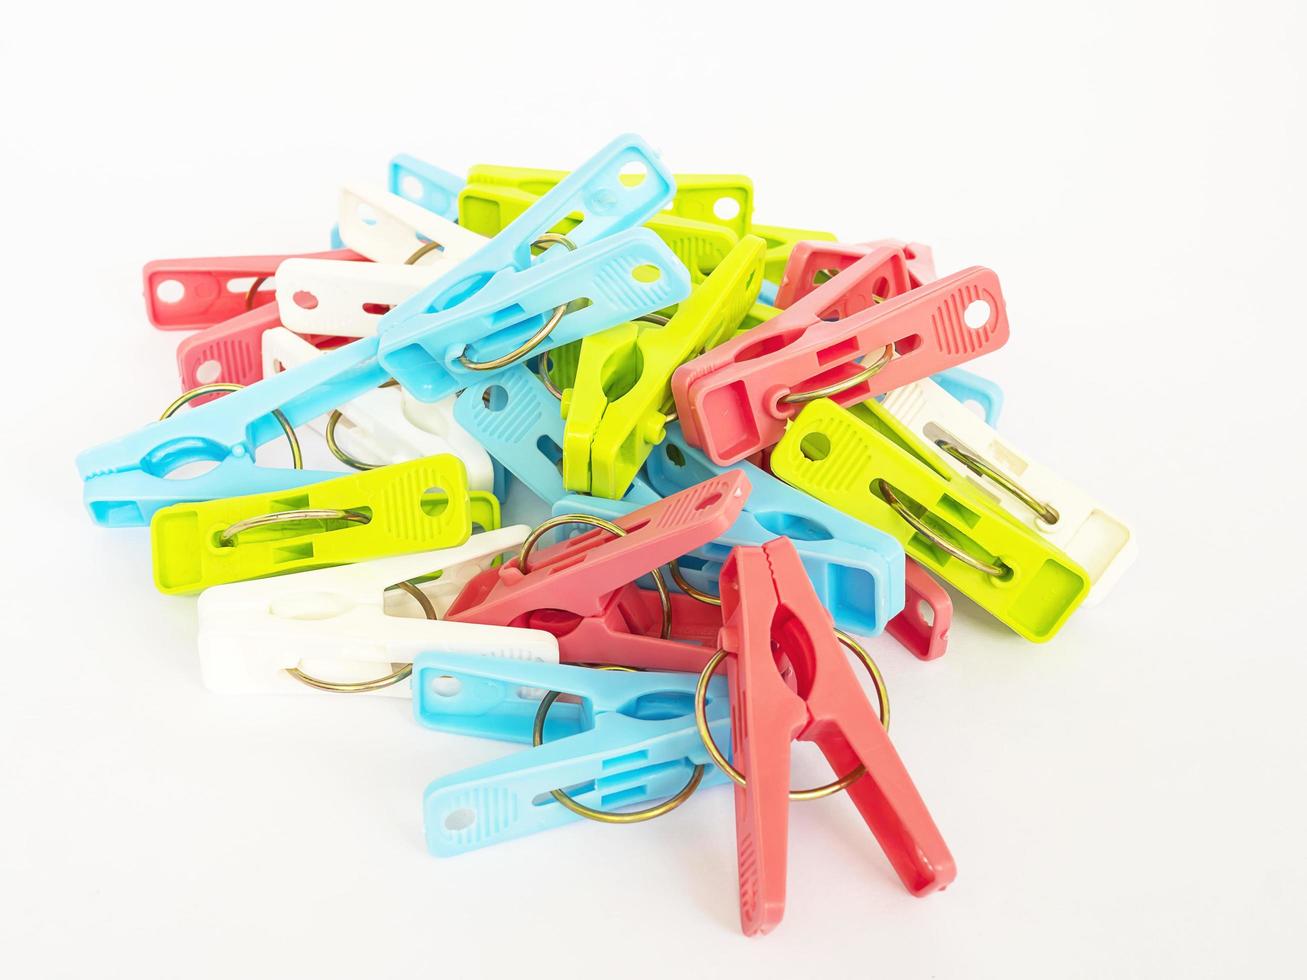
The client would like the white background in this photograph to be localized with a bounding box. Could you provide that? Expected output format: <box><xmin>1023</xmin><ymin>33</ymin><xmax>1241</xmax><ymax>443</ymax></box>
<box><xmin>2</xmin><ymin>2</ymin><xmax>1304</xmax><ymax>977</ymax></box>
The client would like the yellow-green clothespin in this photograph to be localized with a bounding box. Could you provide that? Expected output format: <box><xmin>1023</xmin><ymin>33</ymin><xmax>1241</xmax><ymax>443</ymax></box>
<box><xmin>558</xmin><ymin>235</ymin><xmax>766</xmax><ymax>498</ymax></box>
<box><xmin>752</xmin><ymin>223</ymin><xmax>838</xmax><ymax>284</ymax></box>
<box><xmin>459</xmin><ymin>181</ymin><xmax>739</xmax><ymax>282</ymax></box>
<box><xmin>770</xmin><ymin>399</ymin><xmax>1091</xmax><ymax>642</ymax></box>
<box><xmin>150</xmin><ymin>456</ymin><xmax>483</xmax><ymax>595</ymax></box>
<box><xmin>467</xmin><ymin>165</ymin><xmax>753</xmax><ymax>238</ymax></box>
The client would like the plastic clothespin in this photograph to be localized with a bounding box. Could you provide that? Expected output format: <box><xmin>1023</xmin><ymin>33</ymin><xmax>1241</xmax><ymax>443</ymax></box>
<box><xmin>889</xmin><ymin>561</ymin><xmax>953</xmax><ymax>661</ymax></box>
<box><xmin>772</xmin><ymin>398</ymin><xmax>1091</xmax><ymax>641</ymax></box>
<box><xmin>149</xmin><ymin>454</ymin><xmax>491</xmax><ymax>594</ymax></box>
<box><xmin>143</xmin><ymin>248</ymin><xmax>366</xmax><ymax>330</ymax></box>
<box><xmin>773</xmin><ymin>239</ymin><xmax>1004</xmax><ymax>427</ymax></box>
<box><xmin>560</xmin><ymin>235</ymin><xmax>767</xmax><ymax>498</ymax></box>
<box><xmin>673</xmin><ymin>244</ymin><xmax>1010</xmax><ymax>464</ymax></box>
<box><xmin>78</xmin><ymin>135</ymin><xmax>683</xmax><ymax>525</ymax></box>
<box><xmin>466</xmin><ymin>164</ymin><xmax>754</xmax><ymax>238</ymax></box>
<box><xmin>197</xmin><ymin>526</ymin><xmax>553</xmax><ymax>695</ymax></box>
<box><xmin>717</xmin><ymin>537</ymin><xmax>955</xmax><ymax>935</ymax></box>
<box><xmin>881</xmin><ymin>378</ymin><xmax>1135</xmax><ymax>604</ymax></box>
<box><xmin>389</xmin><ymin>153</ymin><xmax>466</xmax><ymax>221</ymax></box>
<box><xmin>750</xmin><ymin>223</ymin><xmax>837</xmax><ymax>284</ymax></box>
<box><xmin>774</xmin><ymin>238</ymin><xmax>937</xmax><ymax>304</ymax></box>
<box><xmin>445</xmin><ymin>472</ymin><xmax>750</xmax><ymax>671</ymax></box>
<box><xmin>459</xmin><ymin>181</ymin><xmax>737</xmax><ymax>283</ymax></box>
<box><xmin>414</xmin><ymin>653</ymin><xmax>732</xmax><ymax>855</ymax></box>
<box><xmin>554</xmin><ymin>422</ymin><xmax>905</xmax><ymax>637</ymax></box>
<box><xmin>259</xmin><ymin>327</ymin><xmax>495</xmax><ymax>491</ymax></box>
<box><xmin>377</xmin><ymin>134</ymin><xmax>692</xmax><ymax>403</ymax></box>
<box><xmin>452</xmin><ymin>365</ymin><xmax>660</xmax><ymax>507</ymax></box>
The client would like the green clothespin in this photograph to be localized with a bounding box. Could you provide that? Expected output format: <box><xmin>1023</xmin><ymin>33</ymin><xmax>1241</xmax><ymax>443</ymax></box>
<box><xmin>559</xmin><ymin>235</ymin><xmax>766</xmax><ymax>498</ymax></box>
<box><xmin>150</xmin><ymin>456</ymin><xmax>483</xmax><ymax>595</ymax></box>
<box><xmin>771</xmin><ymin>399</ymin><xmax>1090</xmax><ymax>642</ymax></box>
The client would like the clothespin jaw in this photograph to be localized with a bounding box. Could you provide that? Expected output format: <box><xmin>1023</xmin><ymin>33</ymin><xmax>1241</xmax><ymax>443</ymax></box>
<box><xmin>142</xmin><ymin>248</ymin><xmax>364</xmax><ymax>330</ymax></box>
<box><xmin>771</xmin><ymin>398</ymin><xmax>1092</xmax><ymax>641</ymax></box>
<box><xmin>564</xmin><ymin>423</ymin><xmax>907</xmax><ymax>637</ymax></box>
<box><xmin>882</xmin><ymin>378</ymin><xmax>1136</xmax><ymax>603</ymax></box>
<box><xmin>338</xmin><ymin>182</ymin><xmax>487</xmax><ymax>266</ymax></box>
<box><xmin>150</xmin><ymin>454</ymin><xmax>477</xmax><ymax>594</ymax></box>
<box><xmin>415</xmin><ymin>652</ymin><xmax>731</xmax><ymax>855</ymax></box>
<box><xmin>197</xmin><ymin>526</ymin><xmax>555</xmax><ymax>696</ymax></box>
<box><xmin>717</xmin><ymin>538</ymin><xmax>955</xmax><ymax>935</ymax></box>
<box><xmin>388</xmin><ymin>153</ymin><xmax>466</xmax><ymax>221</ymax></box>
<box><xmin>77</xmin><ymin>335</ymin><xmax>391</xmax><ymax>526</ymax></box>
<box><xmin>452</xmin><ymin>366</ymin><xmax>659</xmax><ymax>507</ymax></box>
<box><xmin>559</xmin><ymin>235</ymin><xmax>767</xmax><ymax>498</ymax></box>
<box><xmin>672</xmin><ymin>244</ymin><xmax>1010</xmax><ymax>465</ymax></box>
<box><xmin>749</xmin><ymin>224</ymin><xmax>837</xmax><ymax>284</ymax></box>
<box><xmin>445</xmin><ymin>472</ymin><xmax>751</xmax><ymax>670</ymax></box>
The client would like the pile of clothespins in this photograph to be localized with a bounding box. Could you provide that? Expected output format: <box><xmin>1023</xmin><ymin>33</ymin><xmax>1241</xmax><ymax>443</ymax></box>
<box><xmin>76</xmin><ymin>134</ymin><xmax>1135</xmax><ymax>936</ymax></box>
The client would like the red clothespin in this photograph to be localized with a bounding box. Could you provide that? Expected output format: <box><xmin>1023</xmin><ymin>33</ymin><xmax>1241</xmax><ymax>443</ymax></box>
<box><xmin>775</xmin><ymin>239</ymin><xmax>937</xmax><ymax>306</ymax></box>
<box><xmin>175</xmin><ymin>306</ymin><xmax>346</xmax><ymax>393</ymax></box>
<box><xmin>672</xmin><ymin>243</ymin><xmax>1008</xmax><ymax>465</ymax></box>
<box><xmin>713</xmin><ymin>537</ymin><xmax>954</xmax><ymax>935</ymax></box>
<box><xmin>887</xmin><ymin>560</ymin><xmax>953</xmax><ymax>661</ymax></box>
<box><xmin>445</xmin><ymin>472</ymin><xmax>750</xmax><ymax>671</ymax></box>
<box><xmin>143</xmin><ymin>248</ymin><xmax>365</xmax><ymax>330</ymax></box>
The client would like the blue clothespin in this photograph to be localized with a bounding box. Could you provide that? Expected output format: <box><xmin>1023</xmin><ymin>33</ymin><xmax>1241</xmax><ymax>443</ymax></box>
<box><xmin>414</xmin><ymin>652</ymin><xmax>730</xmax><ymax>856</ymax></box>
<box><xmin>556</xmin><ymin>424</ymin><xmax>906</xmax><ymax>636</ymax></box>
<box><xmin>377</xmin><ymin>134</ymin><xmax>691</xmax><ymax>402</ymax></box>
<box><xmin>452</xmin><ymin>365</ymin><xmax>660</xmax><ymax>508</ymax></box>
<box><xmin>757</xmin><ymin>278</ymin><xmax>779</xmax><ymax>306</ymax></box>
<box><xmin>77</xmin><ymin>135</ymin><xmax>684</xmax><ymax>526</ymax></box>
<box><xmin>388</xmin><ymin>153</ymin><xmax>465</xmax><ymax>221</ymax></box>
<box><xmin>930</xmin><ymin>367</ymin><xmax>1004</xmax><ymax>427</ymax></box>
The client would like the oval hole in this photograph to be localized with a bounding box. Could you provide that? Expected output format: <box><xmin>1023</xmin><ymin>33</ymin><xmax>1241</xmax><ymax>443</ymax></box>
<box><xmin>421</xmin><ymin>486</ymin><xmax>449</xmax><ymax>520</ymax></box>
<box><xmin>443</xmin><ymin>807</ymin><xmax>475</xmax><ymax>831</ymax></box>
<box><xmin>293</xmin><ymin>290</ymin><xmax>319</xmax><ymax>310</ymax></box>
<box><xmin>195</xmin><ymin>360</ymin><xmax>222</xmax><ymax>384</ymax></box>
<box><xmin>665</xmin><ymin>443</ymin><xmax>686</xmax><ymax>467</ymax></box>
<box><xmin>430</xmin><ymin>675</ymin><xmax>461</xmax><ymax>698</ymax></box>
<box><xmin>964</xmin><ymin>300</ymin><xmax>992</xmax><ymax>329</ymax></box>
<box><xmin>799</xmin><ymin>432</ymin><xmax>831</xmax><ymax>461</ymax></box>
<box><xmin>713</xmin><ymin>197</ymin><xmax>741</xmax><ymax>220</ymax></box>
<box><xmin>697</xmin><ymin>491</ymin><xmax>723</xmax><ymax>510</ymax></box>
<box><xmin>400</xmin><ymin>175</ymin><xmax>424</xmax><ymax>200</ymax></box>
<box><xmin>482</xmin><ymin>385</ymin><xmax>508</xmax><ymax>411</ymax></box>
<box><xmin>753</xmin><ymin>511</ymin><xmax>833</xmax><ymax>541</ymax></box>
<box><xmin>155</xmin><ymin>279</ymin><xmax>184</xmax><ymax>303</ymax></box>
<box><xmin>631</xmin><ymin>264</ymin><xmax>661</xmax><ymax>284</ymax></box>
<box><xmin>917</xmin><ymin>600</ymin><xmax>936</xmax><ymax>627</ymax></box>
<box><xmin>619</xmin><ymin>161</ymin><xmax>648</xmax><ymax>186</ymax></box>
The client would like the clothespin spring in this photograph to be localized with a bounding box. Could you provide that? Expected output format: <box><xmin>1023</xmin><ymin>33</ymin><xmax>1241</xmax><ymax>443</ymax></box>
<box><xmin>530</xmin><ymin>664</ymin><xmax>708</xmax><ymax>825</ymax></box>
<box><xmin>692</xmin><ymin>628</ymin><xmax>890</xmax><ymax>801</ymax></box>
<box><xmin>876</xmin><ymin>481</ymin><xmax>1010</xmax><ymax>578</ymax></box>
<box><xmin>324</xmin><ymin>379</ymin><xmax>401</xmax><ymax>471</ymax></box>
<box><xmin>285</xmin><ymin>580</ymin><xmax>437</xmax><ymax>693</ymax></box>
<box><xmin>934</xmin><ymin>439</ymin><xmax>1061</xmax><ymax>526</ymax></box>
<box><xmin>458</xmin><ymin>233</ymin><xmax>577</xmax><ymax>372</ymax></box>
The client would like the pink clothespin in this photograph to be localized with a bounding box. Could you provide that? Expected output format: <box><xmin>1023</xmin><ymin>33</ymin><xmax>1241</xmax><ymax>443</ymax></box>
<box><xmin>143</xmin><ymin>248</ymin><xmax>365</xmax><ymax>330</ymax></box>
<box><xmin>775</xmin><ymin>239</ymin><xmax>937</xmax><ymax>306</ymax></box>
<box><xmin>672</xmin><ymin>244</ymin><xmax>1008</xmax><ymax>464</ymax></box>
<box><xmin>175</xmin><ymin>306</ymin><xmax>345</xmax><ymax>393</ymax></box>
<box><xmin>714</xmin><ymin>537</ymin><xmax>955</xmax><ymax>935</ymax></box>
<box><xmin>445</xmin><ymin>472</ymin><xmax>750</xmax><ymax>671</ymax></box>
<box><xmin>887</xmin><ymin>561</ymin><xmax>952</xmax><ymax>661</ymax></box>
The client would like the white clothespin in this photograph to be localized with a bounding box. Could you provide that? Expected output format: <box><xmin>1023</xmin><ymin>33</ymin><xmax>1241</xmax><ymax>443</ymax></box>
<box><xmin>197</xmin><ymin>526</ymin><xmax>557</xmax><ymax>696</ymax></box>
<box><xmin>259</xmin><ymin>327</ymin><xmax>494</xmax><ymax>490</ymax></box>
<box><xmin>273</xmin><ymin>183</ymin><xmax>489</xmax><ymax>339</ymax></box>
<box><xmin>880</xmin><ymin>378</ymin><xmax>1136</xmax><ymax>603</ymax></box>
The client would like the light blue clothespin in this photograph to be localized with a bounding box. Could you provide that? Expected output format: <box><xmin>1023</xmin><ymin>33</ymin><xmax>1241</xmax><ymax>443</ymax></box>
<box><xmin>414</xmin><ymin>652</ymin><xmax>730</xmax><ymax>856</ymax></box>
<box><xmin>377</xmin><ymin>134</ymin><xmax>691</xmax><ymax>402</ymax></box>
<box><xmin>452</xmin><ymin>366</ymin><xmax>660</xmax><ymax>507</ymax></box>
<box><xmin>757</xmin><ymin>278</ymin><xmax>779</xmax><ymax>306</ymax></box>
<box><xmin>77</xmin><ymin>135</ymin><xmax>684</xmax><ymax>527</ymax></box>
<box><xmin>557</xmin><ymin>424</ymin><xmax>905</xmax><ymax>636</ymax></box>
<box><xmin>388</xmin><ymin>153</ymin><xmax>465</xmax><ymax>221</ymax></box>
<box><xmin>930</xmin><ymin>367</ymin><xmax>1004</xmax><ymax>427</ymax></box>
